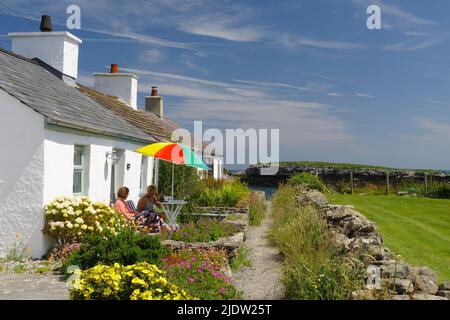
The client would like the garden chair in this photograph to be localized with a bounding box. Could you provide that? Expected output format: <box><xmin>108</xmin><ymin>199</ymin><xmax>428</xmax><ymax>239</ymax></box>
<box><xmin>126</xmin><ymin>200</ymin><xmax>137</xmax><ymax>212</ymax></box>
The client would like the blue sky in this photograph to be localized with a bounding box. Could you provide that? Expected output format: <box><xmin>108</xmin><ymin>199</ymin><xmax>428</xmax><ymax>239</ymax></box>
<box><xmin>1</xmin><ymin>0</ymin><xmax>450</xmax><ymax>169</ymax></box>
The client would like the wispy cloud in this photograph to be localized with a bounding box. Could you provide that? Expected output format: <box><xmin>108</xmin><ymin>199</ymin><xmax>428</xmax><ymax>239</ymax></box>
<box><xmin>411</xmin><ymin>117</ymin><xmax>450</xmax><ymax>145</ymax></box>
<box><xmin>356</xmin><ymin>93</ymin><xmax>375</xmax><ymax>99</ymax></box>
<box><xmin>420</xmin><ymin>97</ymin><xmax>441</xmax><ymax>105</ymax></box>
<box><xmin>383</xmin><ymin>34</ymin><xmax>447</xmax><ymax>51</ymax></box>
<box><xmin>232</xmin><ymin>79</ymin><xmax>348</xmax><ymax>98</ymax></box>
<box><xmin>177</xmin><ymin>15</ymin><xmax>265</xmax><ymax>42</ymax></box>
<box><xmin>232</xmin><ymin>79</ymin><xmax>323</xmax><ymax>94</ymax></box>
<box><xmin>123</xmin><ymin>69</ymin><xmax>355</xmax><ymax>148</ymax></box>
<box><xmin>286</xmin><ymin>69</ymin><xmax>355</xmax><ymax>85</ymax></box>
<box><xmin>279</xmin><ymin>33</ymin><xmax>364</xmax><ymax>50</ymax></box>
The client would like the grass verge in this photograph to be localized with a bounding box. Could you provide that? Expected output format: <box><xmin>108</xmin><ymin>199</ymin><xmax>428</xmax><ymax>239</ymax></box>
<box><xmin>270</xmin><ymin>185</ymin><xmax>366</xmax><ymax>300</ymax></box>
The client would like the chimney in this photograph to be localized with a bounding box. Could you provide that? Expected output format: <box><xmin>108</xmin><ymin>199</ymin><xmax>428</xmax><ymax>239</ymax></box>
<box><xmin>145</xmin><ymin>87</ymin><xmax>164</xmax><ymax>118</ymax></box>
<box><xmin>94</xmin><ymin>64</ymin><xmax>139</xmax><ymax>109</ymax></box>
<box><xmin>8</xmin><ymin>15</ymin><xmax>82</xmax><ymax>79</ymax></box>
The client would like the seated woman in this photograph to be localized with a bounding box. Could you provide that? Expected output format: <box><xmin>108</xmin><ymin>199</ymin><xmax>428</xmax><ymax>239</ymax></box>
<box><xmin>137</xmin><ymin>185</ymin><xmax>162</xmax><ymax>212</ymax></box>
<box><xmin>114</xmin><ymin>187</ymin><xmax>136</xmax><ymax>220</ymax></box>
<box><xmin>137</xmin><ymin>185</ymin><xmax>171</xmax><ymax>233</ymax></box>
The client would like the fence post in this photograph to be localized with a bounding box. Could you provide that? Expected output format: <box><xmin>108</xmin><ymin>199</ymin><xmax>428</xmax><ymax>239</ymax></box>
<box><xmin>386</xmin><ymin>171</ymin><xmax>390</xmax><ymax>195</ymax></box>
<box><xmin>424</xmin><ymin>173</ymin><xmax>428</xmax><ymax>195</ymax></box>
<box><xmin>350</xmin><ymin>171</ymin><xmax>354</xmax><ymax>194</ymax></box>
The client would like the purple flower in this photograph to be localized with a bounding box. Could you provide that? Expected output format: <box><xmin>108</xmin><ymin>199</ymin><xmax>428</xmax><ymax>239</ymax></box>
<box><xmin>198</xmin><ymin>269</ymin><xmax>204</xmax><ymax>273</ymax></box>
<box><xmin>191</xmin><ymin>257</ymin><xmax>197</xmax><ymax>261</ymax></box>
<box><xmin>212</xmin><ymin>272</ymin><xmax>222</xmax><ymax>278</ymax></box>
<box><xmin>162</xmin><ymin>257</ymin><xmax>169</xmax><ymax>262</ymax></box>
<box><xmin>180</xmin><ymin>260</ymin><xmax>187</xmax><ymax>265</ymax></box>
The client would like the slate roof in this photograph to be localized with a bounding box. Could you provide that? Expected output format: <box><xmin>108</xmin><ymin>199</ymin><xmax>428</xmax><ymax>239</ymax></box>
<box><xmin>78</xmin><ymin>85</ymin><xmax>174</xmax><ymax>142</ymax></box>
<box><xmin>0</xmin><ymin>48</ymin><xmax>154</xmax><ymax>143</ymax></box>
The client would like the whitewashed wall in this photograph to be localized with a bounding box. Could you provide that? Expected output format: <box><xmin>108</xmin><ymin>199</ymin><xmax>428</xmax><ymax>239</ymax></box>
<box><xmin>0</xmin><ymin>92</ymin><xmax>156</xmax><ymax>258</ymax></box>
<box><xmin>44</xmin><ymin>129</ymin><xmax>150</xmax><ymax>205</ymax></box>
<box><xmin>0</xmin><ymin>90</ymin><xmax>47</xmax><ymax>258</ymax></box>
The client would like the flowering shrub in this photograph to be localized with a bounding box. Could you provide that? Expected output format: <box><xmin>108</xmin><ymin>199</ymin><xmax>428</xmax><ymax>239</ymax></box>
<box><xmin>45</xmin><ymin>196</ymin><xmax>126</xmax><ymax>244</ymax></box>
<box><xmin>161</xmin><ymin>249</ymin><xmax>242</xmax><ymax>300</ymax></box>
<box><xmin>62</xmin><ymin>228</ymin><xmax>168</xmax><ymax>274</ymax></box>
<box><xmin>49</xmin><ymin>242</ymin><xmax>80</xmax><ymax>260</ymax></box>
<box><xmin>162</xmin><ymin>219</ymin><xmax>241</xmax><ymax>243</ymax></box>
<box><xmin>70</xmin><ymin>262</ymin><xmax>192</xmax><ymax>300</ymax></box>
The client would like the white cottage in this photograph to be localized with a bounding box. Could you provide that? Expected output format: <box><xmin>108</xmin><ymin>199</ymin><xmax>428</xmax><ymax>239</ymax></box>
<box><xmin>0</xmin><ymin>20</ymin><xmax>223</xmax><ymax>258</ymax></box>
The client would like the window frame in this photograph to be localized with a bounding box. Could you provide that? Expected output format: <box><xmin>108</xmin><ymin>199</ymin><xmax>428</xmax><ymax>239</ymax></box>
<box><xmin>73</xmin><ymin>145</ymin><xmax>86</xmax><ymax>195</ymax></box>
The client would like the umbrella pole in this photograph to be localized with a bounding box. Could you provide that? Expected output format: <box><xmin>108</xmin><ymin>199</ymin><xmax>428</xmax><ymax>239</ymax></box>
<box><xmin>171</xmin><ymin>162</ymin><xmax>174</xmax><ymax>202</ymax></box>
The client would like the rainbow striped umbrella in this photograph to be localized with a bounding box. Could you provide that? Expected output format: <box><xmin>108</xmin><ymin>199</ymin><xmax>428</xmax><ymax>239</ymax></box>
<box><xmin>135</xmin><ymin>142</ymin><xmax>208</xmax><ymax>170</ymax></box>
<box><xmin>135</xmin><ymin>142</ymin><xmax>209</xmax><ymax>205</ymax></box>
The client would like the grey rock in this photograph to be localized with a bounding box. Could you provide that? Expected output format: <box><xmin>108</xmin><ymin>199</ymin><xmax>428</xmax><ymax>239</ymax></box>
<box><xmin>439</xmin><ymin>281</ymin><xmax>450</xmax><ymax>291</ymax></box>
<box><xmin>409</xmin><ymin>267</ymin><xmax>438</xmax><ymax>295</ymax></box>
<box><xmin>380</xmin><ymin>261</ymin><xmax>410</xmax><ymax>279</ymax></box>
<box><xmin>384</xmin><ymin>278</ymin><xmax>414</xmax><ymax>294</ymax></box>
<box><xmin>436</xmin><ymin>290</ymin><xmax>450</xmax><ymax>299</ymax></box>
<box><xmin>392</xmin><ymin>295</ymin><xmax>412</xmax><ymax>300</ymax></box>
<box><xmin>413</xmin><ymin>293</ymin><xmax>448</xmax><ymax>300</ymax></box>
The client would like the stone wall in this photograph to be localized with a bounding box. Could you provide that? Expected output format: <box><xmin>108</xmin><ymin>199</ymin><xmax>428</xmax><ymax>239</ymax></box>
<box><xmin>162</xmin><ymin>214</ymin><xmax>248</xmax><ymax>260</ymax></box>
<box><xmin>243</xmin><ymin>165</ymin><xmax>450</xmax><ymax>188</ymax></box>
<box><xmin>295</xmin><ymin>186</ymin><xmax>449</xmax><ymax>300</ymax></box>
<box><xmin>193</xmin><ymin>207</ymin><xmax>249</xmax><ymax>215</ymax></box>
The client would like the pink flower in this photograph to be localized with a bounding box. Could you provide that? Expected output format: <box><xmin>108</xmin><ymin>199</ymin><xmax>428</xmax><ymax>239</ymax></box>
<box><xmin>212</xmin><ymin>272</ymin><xmax>222</xmax><ymax>278</ymax></box>
<box><xmin>218</xmin><ymin>287</ymin><xmax>225</xmax><ymax>293</ymax></box>
<box><xmin>186</xmin><ymin>264</ymin><xmax>192</xmax><ymax>269</ymax></box>
<box><xmin>191</xmin><ymin>257</ymin><xmax>197</xmax><ymax>261</ymax></box>
<box><xmin>189</xmin><ymin>277</ymin><xmax>196</xmax><ymax>283</ymax></box>
<box><xmin>162</xmin><ymin>257</ymin><xmax>169</xmax><ymax>262</ymax></box>
<box><xmin>180</xmin><ymin>260</ymin><xmax>187</xmax><ymax>265</ymax></box>
<box><xmin>198</xmin><ymin>269</ymin><xmax>204</xmax><ymax>273</ymax></box>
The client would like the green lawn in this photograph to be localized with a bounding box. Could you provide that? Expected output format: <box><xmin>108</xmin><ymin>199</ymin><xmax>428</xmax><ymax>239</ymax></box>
<box><xmin>327</xmin><ymin>194</ymin><xmax>450</xmax><ymax>282</ymax></box>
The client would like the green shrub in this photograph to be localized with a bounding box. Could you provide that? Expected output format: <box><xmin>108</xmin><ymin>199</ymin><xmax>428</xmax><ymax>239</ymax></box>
<box><xmin>196</xmin><ymin>181</ymin><xmax>250</xmax><ymax>207</ymax></box>
<box><xmin>158</xmin><ymin>161</ymin><xmax>200</xmax><ymax>201</ymax></box>
<box><xmin>70</xmin><ymin>262</ymin><xmax>191</xmax><ymax>300</ymax></box>
<box><xmin>161</xmin><ymin>249</ymin><xmax>241</xmax><ymax>300</ymax></box>
<box><xmin>428</xmin><ymin>184</ymin><xmax>450</xmax><ymax>199</ymax></box>
<box><xmin>271</xmin><ymin>185</ymin><xmax>365</xmax><ymax>300</ymax></box>
<box><xmin>288</xmin><ymin>173</ymin><xmax>326</xmax><ymax>192</ymax></box>
<box><xmin>248</xmin><ymin>193</ymin><xmax>266</xmax><ymax>226</ymax></box>
<box><xmin>163</xmin><ymin>219</ymin><xmax>241</xmax><ymax>243</ymax></box>
<box><xmin>230</xmin><ymin>247</ymin><xmax>251</xmax><ymax>271</ymax></box>
<box><xmin>62</xmin><ymin>228</ymin><xmax>168</xmax><ymax>274</ymax></box>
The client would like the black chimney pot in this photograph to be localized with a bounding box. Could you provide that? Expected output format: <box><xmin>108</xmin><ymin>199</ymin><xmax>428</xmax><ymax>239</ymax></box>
<box><xmin>40</xmin><ymin>15</ymin><xmax>52</xmax><ymax>32</ymax></box>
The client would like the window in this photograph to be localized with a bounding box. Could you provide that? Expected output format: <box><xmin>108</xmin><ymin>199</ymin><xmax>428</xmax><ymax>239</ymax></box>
<box><xmin>73</xmin><ymin>145</ymin><xmax>86</xmax><ymax>195</ymax></box>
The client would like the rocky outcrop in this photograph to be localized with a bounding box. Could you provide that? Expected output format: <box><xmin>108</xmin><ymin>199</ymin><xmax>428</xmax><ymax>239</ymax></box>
<box><xmin>295</xmin><ymin>187</ymin><xmax>448</xmax><ymax>300</ymax></box>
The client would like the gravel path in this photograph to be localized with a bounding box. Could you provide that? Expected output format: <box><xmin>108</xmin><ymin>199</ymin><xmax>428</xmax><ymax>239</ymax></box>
<box><xmin>233</xmin><ymin>201</ymin><xmax>285</xmax><ymax>299</ymax></box>
<box><xmin>0</xmin><ymin>272</ymin><xmax>69</xmax><ymax>300</ymax></box>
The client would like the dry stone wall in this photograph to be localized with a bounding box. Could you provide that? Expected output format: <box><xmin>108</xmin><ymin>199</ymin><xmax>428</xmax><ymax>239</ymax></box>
<box><xmin>295</xmin><ymin>187</ymin><xmax>449</xmax><ymax>300</ymax></box>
